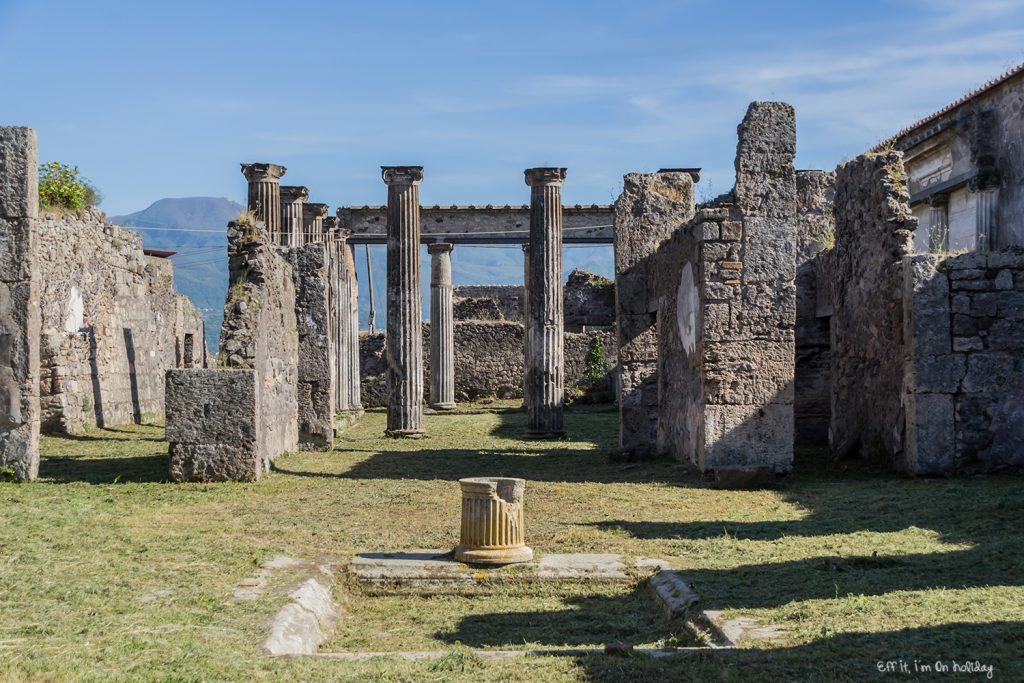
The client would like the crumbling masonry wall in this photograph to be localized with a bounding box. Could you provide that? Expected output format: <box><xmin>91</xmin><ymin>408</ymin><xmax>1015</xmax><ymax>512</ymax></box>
<box><xmin>166</xmin><ymin>219</ymin><xmax>298</xmax><ymax>481</ymax></box>
<box><xmin>0</xmin><ymin>126</ymin><xmax>41</xmax><ymax>480</ymax></box>
<box><xmin>649</xmin><ymin>102</ymin><xmax>798</xmax><ymax>472</ymax></box>
<box><xmin>903</xmin><ymin>251</ymin><xmax>1024</xmax><ymax>474</ymax></box>
<box><xmin>828</xmin><ymin>151</ymin><xmax>917</xmax><ymax>461</ymax></box>
<box><xmin>358</xmin><ymin>323</ymin><xmax>616</xmax><ymax>407</ymax></box>
<box><xmin>288</xmin><ymin>243</ymin><xmax>334</xmax><ymax>450</ymax></box>
<box><xmin>794</xmin><ymin>170</ymin><xmax>835</xmax><ymax>445</ymax></box>
<box><xmin>37</xmin><ymin>208</ymin><xmax>206</xmax><ymax>433</ymax></box>
<box><xmin>613</xmin><ymin>171</ymin><xmax>695</xmax><ymax>457</ymax></box>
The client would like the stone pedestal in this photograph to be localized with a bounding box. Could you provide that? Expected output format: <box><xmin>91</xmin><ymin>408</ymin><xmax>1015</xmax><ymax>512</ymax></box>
<box><xmin>524</xmin><ymin>167</ymin><xmax>567</xmax><ymax>438</ymax></box>
<box><xmin>454</xmin><ymin>477</ymin><xmax>533</xmax><ymax>565</ymax></box>
<box><xmin>383</xmin><ymin>166</ymin><xmax>425</xmax><ymax>437</ymax></box>
<box><xmin>428</xmin><ymin>243</ymin><xmax>456</xmax><ymax>410</ymax></box>
<box><xmin>241</xmin><ymin>163</ymin><xmax>286</xmax><ymax>241</ymax></box>
<box><xmin>280</xmin><ymin>185</ymin><xmax>308</xmax><ymax>247</ymax></box>
<box><xmin>303</xmin><ymin>202</ymin><xmax>329</xmax><ymax>245</ymax></box>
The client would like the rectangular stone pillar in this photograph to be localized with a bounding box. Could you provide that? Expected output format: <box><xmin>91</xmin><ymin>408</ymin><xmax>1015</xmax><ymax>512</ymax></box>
<box><xmin>0</xmin><ymin>126</ymin><xmax>41</xmax><ymax>481</ymax></box>
<box><xmin>613</xmin><ymin>171</ymin><xmax>695</xmax><ymax>457</ymax></box>
<box><xmin>383</xmin><ymin>166</ymin><xmax>425</xmax><ymax>437</ymax></box>
<box><xmin>289</xmin><ymin>242</ymin><xmax>335</xmax><ymax>450</ymax></box>
<box><xmin>524</xmin><ymin>168</ymin><xmax>566</xmax><ymax>438</ymax></box>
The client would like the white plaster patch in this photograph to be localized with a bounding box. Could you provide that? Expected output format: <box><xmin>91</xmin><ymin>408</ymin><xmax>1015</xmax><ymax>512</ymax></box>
<box><xmin>64</xmin><ymin>286</ymin><xmax>84</xmax><ymax>333</ymax></box>
<box><xmin>676</xmin><ymin>262</ymin><xmax>698</xmax><ymax>355</ymax></box>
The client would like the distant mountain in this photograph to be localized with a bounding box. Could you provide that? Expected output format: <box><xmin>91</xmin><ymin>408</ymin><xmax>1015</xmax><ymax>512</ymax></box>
<box><xmin>110</xmin><ymin>197</ymin><xmax>614</xmax><ymax>350</ymax></box>
<box><xmin>111</xmin><ymin>196</ymin><xmax>243</xmax><ymax>232</ymax></box>
<box><xmin>111</xmin><ymin>197</ymin><xmax>242</xmax><ymax>352</ymax></box>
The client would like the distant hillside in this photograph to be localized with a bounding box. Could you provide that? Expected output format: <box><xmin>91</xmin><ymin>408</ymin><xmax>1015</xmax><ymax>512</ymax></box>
<box><xmin>111</xmin><ymin>197</ymin><xmax>242</xmax><ymax>352</ymax></box>
<box><xmin>111</xmin><ymin>197</ymin><xmax>614</xmax><ymax>350</ymax></box>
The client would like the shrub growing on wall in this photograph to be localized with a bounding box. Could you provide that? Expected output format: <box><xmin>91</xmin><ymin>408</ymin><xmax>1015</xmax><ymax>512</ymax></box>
<box><xmin>38</xmin><ymin>162</ymin><xmax>102</xmax><ymax>210</ymax></box>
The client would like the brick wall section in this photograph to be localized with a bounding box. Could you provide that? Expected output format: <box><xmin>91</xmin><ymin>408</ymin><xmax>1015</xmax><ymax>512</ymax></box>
<box><xmin>167</xmin><ymin>219</ymin><xmax>299</xmax><ymax>481</ymax></box>
<box><xmin>613</xmin><ymin>171</ymin><xmax>695</xmax><ymax>457</ymax></box>
<box><xmin>903</xmin><ymin>250</ymin><xmax>1024</xmax><ymax>474</ymax></box>
<box><xmin>37</xmin><ymin>208</ymin><xmax>206</xmax><ymax>433</ymax></box>
<box><xmin>0</xmin><ymin>126</ymin><xmax>41</xmax><ymax>480</ymax></box>
<box><xmin>829</xmin><ymin>151</ymin><xmax>917</xmax><ymax>461</ymax></box>
<box><xmin>287</xmin><ymin>243</ymin><xmax>334</xmax><ymax>450</ymax></box>
<box><xmin>794</xmin><ymin>170</ymin><xmax>835</xmax><ymax>445</ymax></box>
<box><xmin>358</xmin><ymin>322</ymin><xmax>616</xmax><ymax>407</ymax></box>
<box><xmin>648</xmin><ymin>101</ymin><xmax>798</xmax><ymax>473</ymax></box>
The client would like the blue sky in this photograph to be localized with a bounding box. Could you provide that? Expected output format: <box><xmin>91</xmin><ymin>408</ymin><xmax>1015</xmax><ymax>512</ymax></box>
<box><xmin>3</xmin><ymin>0</ymin><xmax>1022</xmax><ymax>218</ymax></box>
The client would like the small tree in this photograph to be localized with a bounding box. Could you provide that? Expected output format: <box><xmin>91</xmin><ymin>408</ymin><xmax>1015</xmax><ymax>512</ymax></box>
<box><xmin>584</xmin><ymin>336</ymin><xmax>609</xmax><ymax>387</ymax></box>
<box><xmin>38</xmin><ymin>162</ymin><xmax>101</xmax><ymax>210</ymax></box>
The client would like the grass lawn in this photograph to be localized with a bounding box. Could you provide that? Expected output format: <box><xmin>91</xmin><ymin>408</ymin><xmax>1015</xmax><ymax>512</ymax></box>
<box><xmin>1</xmin><ymin>405</ymin><xmax>1021</xmax><ymax>681</ymax></box>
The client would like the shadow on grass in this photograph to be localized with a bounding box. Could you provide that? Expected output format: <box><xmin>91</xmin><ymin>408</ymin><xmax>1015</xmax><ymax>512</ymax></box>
<box><xmin>576</xmin><ymin>621</ymin><xmax>1020</xmax><ymax>682</ymax></box>
<box><xmin>38</xmin><ymin>454</ymin><xmax>167</xmax><ymax>484</ymax></box>
<box><xmin>438</xmin><ymin>586</ymin><xmax>673</xmax><ymax>649</ymax></box>
<box><xmin>275</xmin><ymin>448</ymin><xmax>689</xmax><ymax>485</ymax></box>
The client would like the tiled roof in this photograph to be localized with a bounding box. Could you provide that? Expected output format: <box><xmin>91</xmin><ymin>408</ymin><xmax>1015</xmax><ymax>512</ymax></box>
<box><xmin>872</xmin><ymin>62</ymin><xmax>1024</xmax><ymax>152</ymax></box>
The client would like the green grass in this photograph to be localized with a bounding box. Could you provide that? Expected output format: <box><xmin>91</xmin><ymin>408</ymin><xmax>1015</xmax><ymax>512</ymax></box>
<box><xmin>0</xmin><ymin>409</ymin><xmax>1021</xmax><ymax>681</ymax></box>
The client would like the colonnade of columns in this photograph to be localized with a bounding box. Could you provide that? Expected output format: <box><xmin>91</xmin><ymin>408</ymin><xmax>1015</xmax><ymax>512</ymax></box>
<box><xmin>241</xmin><ymin>161</ymin><xmax>569</xmax><ymax>439</ymax></box>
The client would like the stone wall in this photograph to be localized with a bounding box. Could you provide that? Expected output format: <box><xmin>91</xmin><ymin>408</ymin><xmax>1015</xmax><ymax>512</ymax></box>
<box><xmin>167</xmin><ymin>218</ymin><xmax>299</xmax><ymax>481</ymax></box>
<box><xmin>903</xmin><ymin>250</ymin><xmax>1024</xmax><ymax>474</ymax></box>
<box><xmin>452</xmin><ymin>271</ymin><xmax>613</xmax><ymax>330</ymax></box>
<box><xmin>613</xmin><ymin>171</ymin><xmax>696</xmax><ymax>457</ymax></box>
<box><xmin>36</xmin><ymin>208</ymin><xmax>206</xmax><ymax>433</ymax></box>
<box><xmin>828</xmin><ymin>151</ymin><xmax>917</xmax><ymax>461</ymax></box>
<box><xmin>0</xmin><ymin>126</ymin><xmax>41</xmax><ymax>480</ymax></box>
<box><xmin>287</xmin><ymin>243</ymin><xmax>334</xmax><ymax>450</ymax></box>
<box><xmin>648</xmin><ymin>102</ymin><xmax>797</xmax><ymax>473</ymax></box>
<box><xmin>359</xmin><ymin>323</ymin><xmax>616</xmax><ymax>407</ymax></box>
<box><xmin>453</xmin><ymin>285</ymin><xmax>521</xmax><ymax>321</ymax></box>
<box><xmin>794</xmin><ymin>170</ymin><xmax>835</xmax><ymax>445</ymax></box>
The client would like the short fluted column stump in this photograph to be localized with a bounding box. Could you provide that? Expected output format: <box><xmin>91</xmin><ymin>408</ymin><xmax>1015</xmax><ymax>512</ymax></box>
<box><xmin>453</xmin><ymin>477</ymin><xmax>533</xmax><ymax>565</ymax></box>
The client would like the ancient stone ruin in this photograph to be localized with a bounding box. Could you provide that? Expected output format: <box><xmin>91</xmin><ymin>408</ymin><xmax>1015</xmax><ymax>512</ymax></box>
<box><xmin>3</xmin><ymin>62</ymin><xmax>1024</xmax><ymax>481</ymax></box>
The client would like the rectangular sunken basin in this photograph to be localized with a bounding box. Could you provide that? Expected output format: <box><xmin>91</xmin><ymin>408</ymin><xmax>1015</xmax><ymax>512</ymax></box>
<box><xmin>325</xmin><ymin>580</ymin><xmax>687</xmax><ymax>653</ymax></box>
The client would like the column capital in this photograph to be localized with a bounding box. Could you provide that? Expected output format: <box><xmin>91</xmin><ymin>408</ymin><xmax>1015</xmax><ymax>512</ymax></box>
<box><xmin>240</xmin><ymin>162</ymin><xmax>286</xmax><ymax>182</ymax></box>
<box><xmin>323</xmin><ymin>216</ymin><xmax>339</xmax><ymax>231</ymax></box>
<box><xmin>331</xmin><ymin>227</ymin><xmax>352</xmax><ymax>241</ymax></box>
<box><xmin>381</xmin><ymin>166</ymin><xmax>424</xmax><ymax>185</ymax></box>
<box><xmin>427</xmin><ymin>242</ymin><xmax>453</xmax><ymax>255</ymax></box>
<box><xmin>304</xmin><ymin>202</ymin><xmax>330</xmax><ymax>219</ymax></box>
<box><xmin>524</xmin><ymin>167</ymin><xmax>567</xmax><ymax>187</ymax></box>
<box><xmin>927</xmin><ymin>192</ymin><xmax>949</xmax><ymax>208</ymax></box>
<box><xmin>280</xmin><ymin>185</ymin><xmax>309</xmax><ymax>202</ymax></box>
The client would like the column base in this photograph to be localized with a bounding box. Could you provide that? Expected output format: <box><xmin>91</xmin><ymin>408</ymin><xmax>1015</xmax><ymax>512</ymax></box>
<box><xmin>454</xmin><ymin>545</ymin><xmax>533</xmax><ymax>566</ymax></box>
<box><xmin>385</xmin><ymin>428</ymin><xmax>425</xmax><ymax>439</ymax></box>
<box><xmin>429</xmin><ymin>402</ymin><xmax>457</xmax><ymax>411</ymax></box>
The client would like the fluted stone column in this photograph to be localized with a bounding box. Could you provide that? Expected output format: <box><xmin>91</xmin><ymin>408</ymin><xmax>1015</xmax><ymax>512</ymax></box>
<box><xmin>524</xmin><ymin>167</ymin><xmax>567</xmax><ymax>438</ymax></box>
<box><xmin>241</xmin><ymin>163</ymin><xmax>286</xmax><ymax>240</ymax></box>
<box><xmin>281</xmin><ymin>185</ymin><xmax>308</xmax><ymax>247</ymax></box>
<box><xmin>302</xmin><ymin>203</ymin><xmax>329</xmax><ymax>245</ymax></box>
<box><xmin>521</xmin><ymin>244</ymin><xmax>531</xmax><ymax>409</ymax></box>
<box><xmin>383</xmin><ymin>166</ymin><xmax>425</xmax><ymax>437</ymax></box>
<box><xmin>346</xmin><ymin>240</ymin><xmax>363</xmax><ymax>413</ymax></box>
<box><xmin>429</xmin><ymin>243</ymin><xmax>456</xmax><ymax>410</ymax></box>
<box><xmin>331</xmin><ymin>228</ymin><xmax>353</xmax><ymax>412</ymax></box>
